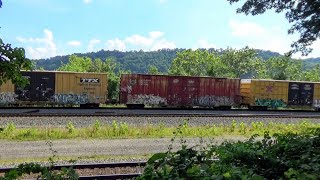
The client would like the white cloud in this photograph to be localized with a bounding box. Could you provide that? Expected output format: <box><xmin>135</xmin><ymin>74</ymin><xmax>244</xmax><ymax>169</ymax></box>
<box><xmin>151</xmin><ymin>39</ymin><xmax>176</xmax><ymax>50</ymax></box>
<box><xmin>106</xmin><ymin>38</ymin><xmax>126</xmax><ymax>51</ymax></box>
<box><xmin>125</xmin><ymin>34</ymin><xmax>154</xmax><ymax>47</ymax></box>
<box><xmin>121</xmin><ymin>31</ymin><xmax>174</xmax><ymax>51</ymax></box>
<box><xmin>229</xmin><ymin>20</ymin><xmax>265</xmax><ymax>38</ymax></box>
<box><xmin>83</xmin><ymin>0</ymin><xmax>92</xmax><ymax>4</ymax></box>
<box><xmin>228</xmin><ymin>19</ymin><xmax>320</xmax><ymax>58</ymax></box>
<box><xmin>194</xmin><ymin>39</ymin><xmax>217</xmax><ymax>49</ymax></box>
<box><xmin>149</xmin><ymin>31</ymin><xmax>164</xmax><ymax>39</ymax></box>
<box><xmin>87</xmin><ymin>39</ymin><xmax>101</xmax><ymax>52</ymax></box>
<box><xmin>16</xmin><ymin>29</ymin><xmax>57</xmax><ymax>59</ymax></box>
<box><xmin>67</xmin><ymin>40</ymin><xmax>81</xmax><ymax>47</ymax></box>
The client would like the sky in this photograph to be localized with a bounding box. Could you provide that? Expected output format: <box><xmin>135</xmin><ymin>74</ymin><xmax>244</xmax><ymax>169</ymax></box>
<box><xmin>0</xmin><ymin>0</ymin><xmax>319</xmax><ymax>60</ymax></box>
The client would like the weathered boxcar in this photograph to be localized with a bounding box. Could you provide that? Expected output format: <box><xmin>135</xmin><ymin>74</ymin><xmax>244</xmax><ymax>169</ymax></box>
<box><xmin>119</xmin><ymin>74</ymin><xmax>241</xmax><ymax>108</ymax></box>
<box><xmin>0</xmin><ymin>81</ymin><xmax>15</xmax><ymax>105</ymax></box>
<box><xmin>241</xmin><ymin>79</ymin><xmax>320</xmax><ymax>110</ymax></box>
<box><xmin>0</xmin><ymin>71</ymin><xmax>108</xmax><ymax>107</ymax></box>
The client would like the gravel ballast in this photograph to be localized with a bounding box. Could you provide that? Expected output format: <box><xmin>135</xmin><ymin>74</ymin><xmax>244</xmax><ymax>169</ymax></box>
<box><xmin>0</xmin><ymin>116</ymin><xmax>319</xmax><ymax>128</ymax></box>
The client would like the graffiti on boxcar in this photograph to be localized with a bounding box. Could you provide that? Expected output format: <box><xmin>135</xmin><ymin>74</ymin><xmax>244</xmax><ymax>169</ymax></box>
<box><xmin>53</xmin><ymin>94</ymin><xmax>89</xmax><ymax>105</ymax></box>
<box><xmin>255</xmin><ymin>98</ymin><xmax>286</xmax><ymax>109</ymax></box>
<box><xmin>129</xmin><ymin>94</ymin><xmax>167</xmax><ymax>106</ymax></box>
<box><xmin>313</xmin><ymin>99</ymin><xmax>320</xmax><ymax>108</ymax></box>
<box><xmin>193</xmin><ymin>96</ymin><xmax>235</xmax><ymax>107</ymax></box>
<box><xmin>0</xmin><ymin>93</ymin><xmax>17</xmax><ymax>105</ymax></box>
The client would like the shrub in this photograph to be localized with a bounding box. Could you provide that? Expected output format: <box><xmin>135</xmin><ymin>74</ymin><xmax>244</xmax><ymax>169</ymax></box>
<box><xmin>137</xmin><ymin>128</ymin><xmax>320</xmax><ymax>180</ymax></box>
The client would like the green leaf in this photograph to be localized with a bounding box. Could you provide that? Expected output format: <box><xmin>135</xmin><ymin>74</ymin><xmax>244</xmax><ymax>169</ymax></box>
<box><xmin>147</xmin><ymin>152</ymin><xmax>167</xmax><ymax>164</ymax></box>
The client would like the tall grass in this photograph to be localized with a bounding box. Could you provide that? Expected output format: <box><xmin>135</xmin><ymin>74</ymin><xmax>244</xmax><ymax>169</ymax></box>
<box><xmin>0</xmin><ymin>120</ymin><xmax>319</xmax><ymax>141</ymax></box>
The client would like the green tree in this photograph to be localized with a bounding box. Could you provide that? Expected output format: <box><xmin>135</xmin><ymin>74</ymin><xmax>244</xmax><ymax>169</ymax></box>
<box><xmin>169</xmin><ymin>49</ymin><xmax>226</xmax><ymax>77</ymax></box>
<box><xmin>58</xmin><ymin>55</ymin><xmax>92</xmax><ymax>72</ymax></box>
<box><xmin>0</xmin><ymin>38</ymin><xmax>32</xmax><ymax>87</ymax></box>
<box><xmin>0</xmin><ymin>1</ymin><xmax>32</xmax><ymax>86</ymax></box>
<box><xmin>148</xmin><ymin>65</ymin><xmax>161</xmax><ymax>75</ymax></box>
<box><xmin>89</xmin><ymin>58</ymin><xmax>104</xmax><ymax>72</ymax></box>
<box><xmin>256</xmin><ymin>56</ymin><xmax>303</xmax><ymax>80</ymax></box>
<box><xmin>227</xmin><ymin>0</ymin><xmax>320</xmax><ymax>56</ymax></box>
<box><xmin>104</xmin><ymin>58</ymin><xmax>121</xmax><ymax>101</ymax></box>
<box><xmin>219</xmin><ymin>47</ymin><xmax>260</xmax><ymax>78</ymax></box>
<box><xmin>304</xmin><ymin>65</ymin><xmax>320</xmax><ymax>82</ymax></box>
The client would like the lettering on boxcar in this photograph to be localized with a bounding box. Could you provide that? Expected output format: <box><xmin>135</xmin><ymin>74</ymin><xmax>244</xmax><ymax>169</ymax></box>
<box><xmin>53</xmin><ymin>93</ymin><xmax>89</xmax><ymax>105</ymax></box>
<box><xmin>193</xmin><ymin>96</ymin><xmax>235</xmax><ymax>107</ymax></box>
<box><xmin>0</xmin><ymin>93</ymin><xmax>17</xmax><ymax>105</ymax></box>
<box><xmin>129</xmin><ymin>79</ymin><xmax>136</xmax><ymax>85</ymax></box>
<box><xmin>80</xmin><ymin>78</ymin><xmax>100</xmax><ymax>83</ymax></box>
<box><xmin>139</xmin><ymin>79</ymin><xmax>151</xmax><ymax>86</ymax></box>
<box><xmin>255</xmin><ymin>98</ymin><xmax>286</xmax><ymax>109</ymax></box>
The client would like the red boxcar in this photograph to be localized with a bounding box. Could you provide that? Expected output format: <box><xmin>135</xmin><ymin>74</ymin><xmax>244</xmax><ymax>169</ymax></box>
<box><xmin>120</xmin><ymin>74</ymin><xmax>241</xmax><ymax>108</ymax></box>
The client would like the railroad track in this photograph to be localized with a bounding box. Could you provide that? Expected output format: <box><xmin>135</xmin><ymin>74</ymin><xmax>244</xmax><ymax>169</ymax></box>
<box><xmin>1</xmin><ymin>108</ymin><xmax>320</xmax><ymax>118</ymax></box>
<box><xmin>1</xmin><ymin>112</ymin><xmax>320</xmax><ymax>118</ymax></box>
<box><xmin>0</xmin><ymin>161</ymin><xmax>147</xmax><ymax>179</ymax></box>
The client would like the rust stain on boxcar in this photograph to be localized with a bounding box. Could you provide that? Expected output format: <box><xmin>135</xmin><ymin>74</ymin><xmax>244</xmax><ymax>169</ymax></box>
<box><xmin>120</xmin><ymin>74</ymin><xmax>241</xmax><ymax>107</ymax></box>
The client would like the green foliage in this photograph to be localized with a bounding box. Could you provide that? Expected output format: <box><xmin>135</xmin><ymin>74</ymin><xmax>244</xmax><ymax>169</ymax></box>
<box><xmin>0</xmin><ymin>162</ymin><xmax>78</xmax><ymax>180</ymax></box>
<box><xmin>169</xmin><ymin>49</ymin><xmax>227</xmax><ymax>77</ymax></box>
<box><xmin>227</xmin><ymin>0</ymin><xmax>320</xmax><ymax>56</ymax></box>
<box><xmin>148</xmin><ymin>65</ymin><xmax>161</xmax><ymax>75</ymax></box>
<box><xmin>0</xmin><ymin>39</ymin><xmax>32</xmax><ymax>86</ymax></box>
<box><xmin>0</xmin><ymin>120</ymin><xmax>319</xmax><ymax>141</ymax></box>
<box><xmin>304</xmin><ymin>64</ymin><xmax>320</xmax><ymax>82</ymax></box>
<box><xmin>219</xmin><ymin>47</ymin><xmax>260</xmax><ymax>78</ymax></box>
<box><xmin>58</xmin><ymin>55</ymin><xmax>92</xmax><ymax>72</ymax></box>
<box><xmin>138</xmin><ymin>128</ymin><xmax>320</xmax><ymax>179</ymax></box>
<box><xmin>66</xmin><ymin>121</ymin><xmax>75</xmax><ymax>134</ymax></box>
<box><xmin>169</xmin><ymin>47</ymin><xmax>261</xmax><ymax>78</ymax></box>
<box><xmin>256</xmin><ymin>56</ymin><xmax>304</xmax><ymax>80</ymax></box>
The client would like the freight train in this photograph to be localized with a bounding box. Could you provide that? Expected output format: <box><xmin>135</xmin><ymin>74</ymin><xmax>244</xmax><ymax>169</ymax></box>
<box><xmin>0</xmin><ymin>71</ymin><xmax>320</xmax><ymax>111</ymax></box>
<box><xmin>0</xmin><ymin>71</ymin><xmax>107</xmax><ymax>107</ymax></box>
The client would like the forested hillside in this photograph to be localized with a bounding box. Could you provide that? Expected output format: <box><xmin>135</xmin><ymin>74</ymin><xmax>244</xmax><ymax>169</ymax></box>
<box><xmin>34</xmin><ymin>48</ymin><xmax>299</xmax><ymax>73</ymax></box>
<box><xmin>34</xmin><ymin>48</ymin><xmax>320</xmax><ymax>73</ymax></box>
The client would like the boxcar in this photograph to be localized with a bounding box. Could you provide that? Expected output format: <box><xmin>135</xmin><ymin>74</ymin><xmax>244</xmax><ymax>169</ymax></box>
<box><xmin>119</xmin><ymin>74</ymin><xmax>241</xmax><ymax>108</ymax></box>
<box><xmin>241</xmin><ymin>79</ymin><xmax>320</xmax><ymax>110</ymax></box>
<box><xmin>0</xmin><ymin>71</ymin><xmax>108</xmax><ymax>107</ymax></box>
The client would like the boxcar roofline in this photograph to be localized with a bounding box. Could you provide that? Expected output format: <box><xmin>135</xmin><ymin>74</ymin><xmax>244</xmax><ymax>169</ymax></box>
<box><xmin>241</xmin><ymin>78</ymin><xmax>320</xmax><ymax>84</ymax></box>
<box><xmin>121</xmin><ymin>73</ymin><xmax>240</xmax><ymax>80</ymax></box>
<box><xmin>21</xmin><ymin>70</ymin><xmax>108</xmax><ymax>75</ymax></box>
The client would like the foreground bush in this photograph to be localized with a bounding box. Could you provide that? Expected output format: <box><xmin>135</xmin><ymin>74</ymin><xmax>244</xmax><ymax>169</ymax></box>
<box><xmin>137</xmin><ymin>128</ymin><xmax>320</xmax><ymax>180</ymax></box>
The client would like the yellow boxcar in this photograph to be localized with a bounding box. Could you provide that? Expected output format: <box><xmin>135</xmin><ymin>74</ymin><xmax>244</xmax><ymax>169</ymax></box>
<box><xmin>54</xmin><ymin>71</ymin><xmax>108</xmax><ymax>106</ymax></box>
<box><xmin>0</xmin><ymin>71</ymin><xmax>108</xmax><ymax>107</ymax></box>
<box><xmin>241</xmin><ymin>79</ymin><xmax>320</xmax><ymax>110</ymax></box>
<box><xmin>0</xmin><ymin>80</ymin><xmax>15</xmax><ymax>105</ymax></box>
<box><xmin>241</xmin><ymin>79</ymin><xmax>289</xmax><ymax>109</ymax></box>
<box><xmin>313</xmin><ymin>83</ymin><xmax>320</xmax><ymax>110</ymax></box>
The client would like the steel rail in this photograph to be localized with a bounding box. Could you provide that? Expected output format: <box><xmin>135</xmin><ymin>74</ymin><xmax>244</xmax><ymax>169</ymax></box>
<box><xmin>0</xmin><ymin>161</ymin><xmax>147</xmax><ymax>173</ymax></box>
<box><xmin>78</xmin><ymin>173</ymin><xmax>142</xmax><ymax>180</ymax></box>
<box><xmin>1</xmin><ymin>113</ymin><xmax>320</xmax><ymax>118</ymax></box>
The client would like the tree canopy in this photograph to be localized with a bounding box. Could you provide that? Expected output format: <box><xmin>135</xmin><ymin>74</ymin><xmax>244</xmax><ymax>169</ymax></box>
<box><xmin>169</xmin><ymin>48</ymin><xmax>259</xmax><ymax>78</ymax></box>
<box><xmin>0</xmin><ymin>0</ymin><xmax>32</xmax><ymax>86</ymax></box>
<box><xmin>227</xmin><ymin>0</ymin><xmax>320</xmax><ymax>56</ymax></box>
